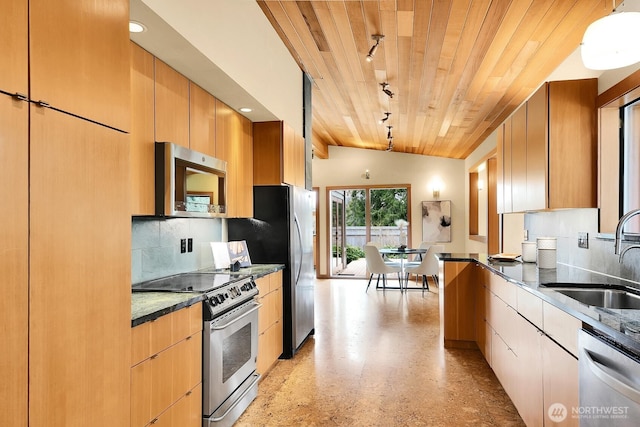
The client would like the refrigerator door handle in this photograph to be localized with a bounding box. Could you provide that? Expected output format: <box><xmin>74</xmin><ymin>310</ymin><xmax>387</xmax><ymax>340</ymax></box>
<box><xmin>294</xmin><ymin>213</ymin><xmax>303</xmax><ymax>285</ymax></box>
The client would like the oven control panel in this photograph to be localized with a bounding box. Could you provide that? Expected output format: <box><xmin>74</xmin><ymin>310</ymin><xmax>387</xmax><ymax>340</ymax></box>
<box><xmin>203</xmin><ymin>278</ymin><xmax>258</xmax><ymax>320</ymax></box>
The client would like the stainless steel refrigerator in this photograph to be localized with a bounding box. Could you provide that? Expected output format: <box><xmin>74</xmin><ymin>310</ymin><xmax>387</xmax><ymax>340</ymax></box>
<box><xmin>227</xmin><ymin>185</ymin><xmax>315</xmax><ymax>359</ymax></box>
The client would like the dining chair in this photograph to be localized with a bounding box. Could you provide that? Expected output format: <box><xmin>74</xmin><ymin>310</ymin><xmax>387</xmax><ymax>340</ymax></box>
<box><xmin>364</xmin><ymin>244</ymin><xmax>402</xmax><ymax>292</ymax></box>
<box><xmin>404</xmin><ymin>244</ymin><xmax>444</xmax><ymax>293</ymax></box>
<box><xmin>406</xmin><ymin>241</ymin><xmax>431</xmax><ymax>265</ymax></box>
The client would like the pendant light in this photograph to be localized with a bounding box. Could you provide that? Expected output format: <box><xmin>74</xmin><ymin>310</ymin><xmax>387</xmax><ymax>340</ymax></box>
<box><xmin>581</xmin><ymin>2</ymin><xmax>640</xmax><ymax>70</ymax></box>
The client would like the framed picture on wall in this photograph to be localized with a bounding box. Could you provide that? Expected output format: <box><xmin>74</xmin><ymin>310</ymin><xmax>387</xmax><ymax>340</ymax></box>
<box><xmin>422</xmin><ymin>200</ymin><xmax>452</xmax><ymax>242</ymax></box>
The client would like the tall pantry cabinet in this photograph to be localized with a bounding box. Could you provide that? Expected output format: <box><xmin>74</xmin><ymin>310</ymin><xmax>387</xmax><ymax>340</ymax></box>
<box><xmin>0</xmin><ymin>1</ymin><xmax>132</xmax><ymax>426</ymax></box>
<box><xmin>0</xmin><ymin>2</ymin><xmax>29</xmax><ymax>426</ymax></box>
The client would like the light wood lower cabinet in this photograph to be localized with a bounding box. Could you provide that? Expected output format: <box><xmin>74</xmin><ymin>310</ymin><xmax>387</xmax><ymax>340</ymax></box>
<box><xmin>443</xmin><ymin>262</ymin><xmax>582</xmax><ymax>427</ymax></box>
<box><xmin>542</xmin><ymin>335</ymin><xmax>579</xmax><ymax>427</ymax></box>
<box><xmin>256</xmin><ymin>270</ymin><xmax>284</xmax><ymax>376</ymax></box>
<box><xmin>441</xmin><ymin>262</ymin><xmax>477</xmax><ymax>347</ymax></box>
<box><xmin>131</xmin><ymin>303</ymin><xmax>202</xmax><ymax>427</ymax></box>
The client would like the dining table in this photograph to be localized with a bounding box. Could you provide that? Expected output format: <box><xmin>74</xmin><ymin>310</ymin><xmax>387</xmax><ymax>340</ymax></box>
<box><xmin>378</xmin><ymin>247</ymin><xmax>428</xmax><ymax>290</ymax></box>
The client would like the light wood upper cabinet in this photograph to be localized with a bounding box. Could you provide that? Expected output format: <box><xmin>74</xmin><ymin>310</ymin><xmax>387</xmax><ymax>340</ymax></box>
<box><xmin>29</xmin><ymin>106</ymin><xmax>131</xmax><ymax>427</ymax></box>
<box><xmin>0</xmin><ymin>0</ymin><xmax>28</xmax><ymax>95</ymax></box>
<box><xmin>525</xmin><ymin>86</ymin><xmax>547</xmax><ymax>211</ymax></box>
<box><xmin>216</xmin><ymin>99</ymin><xmax>252</xmax><ymax>217</ymax></box>
<box><xmin>29</xmin><ymin>0</ymin><xmax>130</xmax><ymax>132</ymax></box>
<box><xmin>254</xmin><ymin>121</ymin><xmax>306</xmax><ymax>188</ymax></box>
<box><xmin>240</xmin><ymin>117</ymin><xmax>254</xmax><ymax>216</ymax></box>
<box><xmin>155</xmin><ymin>58</ymin><xmax>190</xmax><ymax>148</ymax></box>
<box><xmin>511</xmin><ymin>106</ymin><xmax>527</xmax><ymax>213</ymax></box>
<box><xmin>189</xmin><ymin>82</ymin><xmax>217</xmax><ymax>157</ymax></box>
<box><xmin>130</xmin><ymin>42</ymin><xmax>156</xmax><ymax>216</ymax></box>
<box><xmin>546</xmin><ymin>79</ymin><xmax>597</xmax><ymax>209</ymax></box>
<box><xmin>129</xmin><ymin>49</ymin><xmax>254</xmax><ymax>217</ymax></box>
<box><xmin>0</xmin><ymin>93</ymin><xmax>29</xmax><ymax>427</ymax></box>
<box><xmin>497</xmin><ymin>118</ymin><xmax>514</xmax><ymax>214</ymax></box>
<box><xmin>497</xmin><ymin>79</ymin><xmax>597</xmax><ymax>213</ymax></box>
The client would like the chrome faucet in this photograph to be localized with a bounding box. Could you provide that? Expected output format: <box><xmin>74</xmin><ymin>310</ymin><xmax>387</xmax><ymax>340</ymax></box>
<box><xmin>615</xmin><ymin>208</ymin><xmax>640</xmax><ymax>262</ymax></box>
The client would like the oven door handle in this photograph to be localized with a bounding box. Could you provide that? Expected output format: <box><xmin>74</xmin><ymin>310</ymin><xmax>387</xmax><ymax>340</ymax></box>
<box><xmin>210</xmin><ymin>373</ymin><xmax>261</xmax><ymax>422</ymax></box>
<box><xmin>211</xmin><ymin>302</ymin><xmax>262</xmax><ymax>331</ymax></box>
<box><xmin>583</xmin><ymin>347</ymin><xmax>640</xmax><ymax>403</ymax></box>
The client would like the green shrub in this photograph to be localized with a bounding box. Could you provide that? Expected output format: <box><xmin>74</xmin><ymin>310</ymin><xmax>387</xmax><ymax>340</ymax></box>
<box><xmin>345</xmin><ymin>245</ymin><xmax>364</xmax><ymax>264</ymax></box>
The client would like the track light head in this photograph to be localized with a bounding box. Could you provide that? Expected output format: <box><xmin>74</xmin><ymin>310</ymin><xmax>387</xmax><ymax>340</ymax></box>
<box><xmin>386</xmin><ymin>125</ymin><xmax>393</xmax><ymax>139</ymax></box>
<box><xmin>380</xmin><ymin>82</ymin><xmax>394</xmax><ymax>98</ymax></box>
<box><xmin>378</xmin><ymin>112</ymin><xmax>391</xmax><ymax>124</ymax></box>
<box><xmin>366</xmin><ymin>34</ymin><xmax>385</xmax><ymax>62</ymax></box>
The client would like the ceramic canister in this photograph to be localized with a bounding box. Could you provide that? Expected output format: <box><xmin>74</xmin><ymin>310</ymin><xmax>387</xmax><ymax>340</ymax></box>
<box><xmin>521</xmin><ymin>241</ymin><xmax>537</xmax><ymax>263</ymax></box>
<box><xmin>536</xmin><ymin>237</ymin><xmax>557</xmax><ymax>250</ymax></box>
<box><xmin>537</xmin><ymin>248</ymin><xmax>557</xmax><ymax>269</ymax></box>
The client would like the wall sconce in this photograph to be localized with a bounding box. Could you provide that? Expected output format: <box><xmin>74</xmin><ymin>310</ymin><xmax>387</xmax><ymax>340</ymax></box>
<box><xmin>366</xmin><ymin>34</ymin><xmax>384</xmax><ymax>62</ymax></box>
<box><xmin>432</xmin><ymin>182</ymin><xmax>441</xmax><ymax>199</ymax></box>
<box><xmin>365</xmin><ymin>169</ymin><xmax>370</xmax><ymax>179</ymax></box>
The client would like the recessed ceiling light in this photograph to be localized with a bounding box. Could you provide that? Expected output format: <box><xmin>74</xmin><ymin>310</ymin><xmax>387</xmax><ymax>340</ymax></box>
<box><xmin>129</xmin><ymin>21</ymin><xmax>146</xmax><ymax>33</ymax></box>
<box><xmin>239</xmin><ymin>107</ymin><xmax>252</xmax><ymax>113</ymax></box>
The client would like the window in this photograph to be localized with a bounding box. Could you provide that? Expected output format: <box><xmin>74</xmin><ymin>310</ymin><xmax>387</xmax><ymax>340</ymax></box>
<box><xmin>622</xmin><ymin>97</ymin><xmax>640</xmax><ymax>234</ymax></box>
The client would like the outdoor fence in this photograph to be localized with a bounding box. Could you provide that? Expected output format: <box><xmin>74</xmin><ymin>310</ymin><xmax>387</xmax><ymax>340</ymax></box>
<box><xmin>342</xmin><ymin>226</ymin><xmax>407</xmax><ymax>248</ymax></box>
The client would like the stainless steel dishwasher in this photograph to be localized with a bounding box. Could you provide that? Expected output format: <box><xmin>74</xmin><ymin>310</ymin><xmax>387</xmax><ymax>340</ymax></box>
<box><xmin>578</xmin><ymin>329</ymin><xmax>640</xmax><ymax>426</ymax></box>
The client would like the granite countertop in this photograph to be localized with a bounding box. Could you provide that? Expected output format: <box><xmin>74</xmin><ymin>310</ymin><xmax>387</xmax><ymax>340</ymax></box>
<box><xmin>438</xmin><ymin>253</ymin><xmax>640</xmax><ymax>355</ymax></box>
<box><xmin>131</xmin><ymin>263</ymin><xmax>284</xmax><ymax>327</ymax></box>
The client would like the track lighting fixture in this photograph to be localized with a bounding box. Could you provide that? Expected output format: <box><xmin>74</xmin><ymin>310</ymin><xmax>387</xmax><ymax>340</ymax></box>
<box><xmin>379</xmin><ymin>112</ymin><xmax>391</xmax><ymax>124</ymax></box>
<box><xmin>386</xmin><ymin>125</ymin><xmax>393</xmax><ymax>140</ymax></box>
<box><xmin>386</xmin><ymin>138</ymin><xmax>394</xmax><ymax>152</ymax></box>
<box><xmin>381</xmin><ymin>82</ymin><xmax>394</xmax><ymax>98</ymax></box>
<box><xmin>366</xmin><ymin>34</ymin><xmax>385</xmax><ymax>62</ymax></box>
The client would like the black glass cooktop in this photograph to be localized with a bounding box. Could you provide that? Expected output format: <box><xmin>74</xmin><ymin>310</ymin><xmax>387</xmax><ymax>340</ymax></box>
<box><xmin>132</xmin><ymin>272</ymin><xmax>245</xmax><ymax>293</ymax></box>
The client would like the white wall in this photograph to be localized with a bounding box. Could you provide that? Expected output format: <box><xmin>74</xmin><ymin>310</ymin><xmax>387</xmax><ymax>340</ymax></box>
<box><xmin>312</xmin><ymin>146</ymin><xmax>465</xmax><ymax>276</ymax></box>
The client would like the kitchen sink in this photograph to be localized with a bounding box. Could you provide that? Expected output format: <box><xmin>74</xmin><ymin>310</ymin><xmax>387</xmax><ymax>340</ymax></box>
<box><xmin>542</xmin><ymin>284</ymin><xmax>640</xmax><ymax>310</ymax></box>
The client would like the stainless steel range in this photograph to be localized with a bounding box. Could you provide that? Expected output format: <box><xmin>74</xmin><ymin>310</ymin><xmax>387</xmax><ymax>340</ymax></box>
<box><xmin>133</xmin><ymin>272</ymin><xmax>261</xmax><ymax>427</ymax></box>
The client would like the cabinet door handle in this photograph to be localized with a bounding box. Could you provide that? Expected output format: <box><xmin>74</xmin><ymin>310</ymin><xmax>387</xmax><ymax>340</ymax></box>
<box><xmin>35</xmin><ymin>100</ymin><xmax>50</xmax><ymax>108</ymax></box>
<box><xmin>150</xmin><ymin>418</ymin><xmax>159</xmax><ymax>424</ymax></box>
<box><xmin>150</xmin><ymin>354</ymin><xmax>158</xmax><ymax>360</ymax></box>
<box><xmin>12</xmin><ymin>92</ymin><xmax>28</xmax><ymax>101</ymax></box>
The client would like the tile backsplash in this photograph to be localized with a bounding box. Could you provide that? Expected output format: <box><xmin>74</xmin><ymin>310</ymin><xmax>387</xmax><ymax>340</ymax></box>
<box><xmin>131</xmin><ymin>217</ymin><xmax>223</xmax><ymax>284</ymax></box>
<box><xmin>524</xmin><ymin>208</ymin><xmax>640</xmax><ymax>287</ymax></box>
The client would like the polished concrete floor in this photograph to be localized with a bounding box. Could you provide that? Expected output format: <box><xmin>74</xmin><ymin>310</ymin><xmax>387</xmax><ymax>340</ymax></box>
<box><xmin>237</xmin><ymin>279</ymin><xmax>525</xmax><ymax>427</ymax></box>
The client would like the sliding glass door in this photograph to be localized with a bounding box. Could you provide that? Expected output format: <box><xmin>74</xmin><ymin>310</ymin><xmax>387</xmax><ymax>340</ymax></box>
<box><xmin>328</xmin><ymin>186</ymin><xmax>409</xmax><ymax>278</ymax></box>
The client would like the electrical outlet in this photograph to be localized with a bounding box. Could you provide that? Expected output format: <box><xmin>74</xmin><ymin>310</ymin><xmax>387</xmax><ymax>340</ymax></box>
<box><xmin>187</xmin><ymin>238</ymin><xmax>193</xmax><ymax>253</ymax></box>
<box><xmin>578</xmin><ymin>232</ymin><xmax>589</xmax><ymax>249</ymax></box>
<box><xmin>180</xmin><ymin>238</ymin><xmax>187</xmax><ymax>253</ymax></box>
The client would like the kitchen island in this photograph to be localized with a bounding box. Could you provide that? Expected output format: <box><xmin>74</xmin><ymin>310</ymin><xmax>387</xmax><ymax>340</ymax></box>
<box><xmin>438</xmin><ymin>253</ymin><xmax>640</xmax><ymax>427</ymax></box>
<box><xmin>438</xmin><ymin>253</ymin><xmax>640</xmax><ymax>353</ymax></box>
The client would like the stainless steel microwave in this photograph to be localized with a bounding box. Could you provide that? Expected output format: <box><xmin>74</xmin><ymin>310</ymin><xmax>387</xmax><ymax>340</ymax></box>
<box><xmin>155</xmin><ymin>142</ymin><xmax>227</xmax><ymax>218</ymax></box>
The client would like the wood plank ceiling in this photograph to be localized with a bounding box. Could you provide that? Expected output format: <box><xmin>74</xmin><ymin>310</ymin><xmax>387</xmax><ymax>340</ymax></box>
<box><xmin>258</xmin><ymin>0</ymin><xmax>615</xmax><ymax>159</ymax></box>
